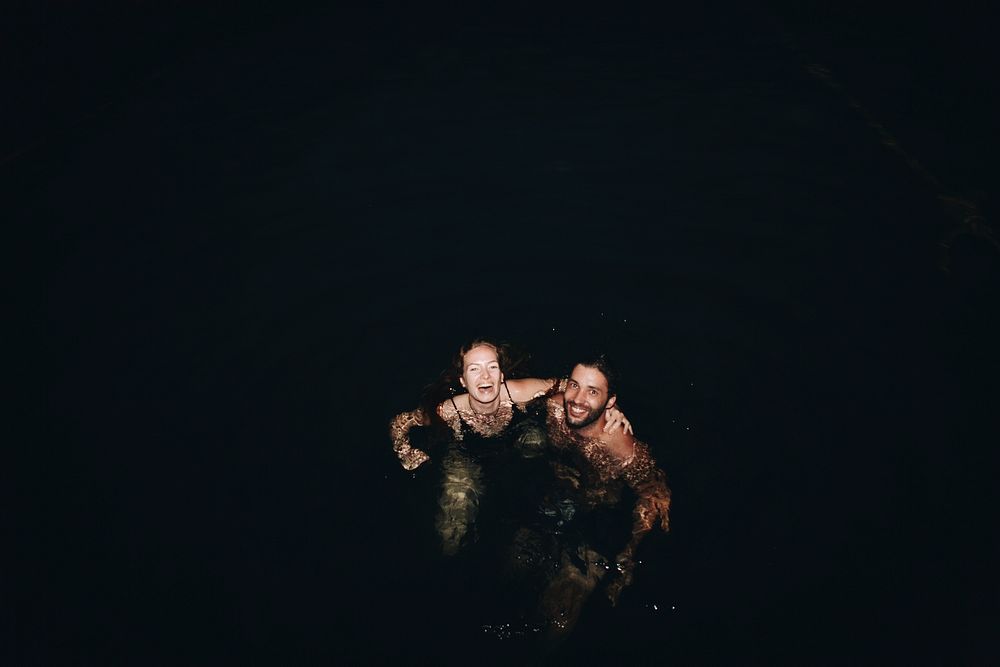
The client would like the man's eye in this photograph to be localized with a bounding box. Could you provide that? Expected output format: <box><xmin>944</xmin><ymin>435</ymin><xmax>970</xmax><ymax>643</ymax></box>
<box><xmin>589</xmin><ymin>390</ymin><xmax>598</xmax><ymax>396</ymax></box>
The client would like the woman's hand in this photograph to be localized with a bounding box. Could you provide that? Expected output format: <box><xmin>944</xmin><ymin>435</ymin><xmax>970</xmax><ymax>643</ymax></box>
<box><xmin>398</xmin><ymin>446</ymin><xmax>430</xmax><ymax>470</ymax></box>
<box><xmin>603</xmin><ymin>405</ymin><xmax>633</xmax><ymax>435</ymax></box>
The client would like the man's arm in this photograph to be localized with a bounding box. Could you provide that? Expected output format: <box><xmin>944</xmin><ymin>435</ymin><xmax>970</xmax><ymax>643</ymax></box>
<box><xmin>606</xmin><ymin>441</ymin><xmax>672</xmax><ymax>606</ymax></box>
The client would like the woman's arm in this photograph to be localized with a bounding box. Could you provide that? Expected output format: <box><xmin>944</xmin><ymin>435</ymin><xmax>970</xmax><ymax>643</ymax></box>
<box><xmin>604</xmin><ymin>404</ymin><xmax>633</xmax><ymax>435</ymax></box>
<box><xmin>506</xmin><ymin>377</ymin><xmax>564</xmax><ymax>402</ymax></box>
<box><xmin>388</xmin><ymin>409</ymin><xmax>431</xmax><ymax>470</ymax></box>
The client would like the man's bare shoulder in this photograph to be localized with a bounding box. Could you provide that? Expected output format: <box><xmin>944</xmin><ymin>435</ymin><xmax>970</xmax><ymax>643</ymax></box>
<box><xmin>603</xmin><ymin>427</ymin><xmax>638</xmax><ymax>460</ymax></box>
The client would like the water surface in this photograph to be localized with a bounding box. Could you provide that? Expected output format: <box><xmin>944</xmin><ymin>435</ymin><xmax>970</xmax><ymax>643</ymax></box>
<box><xmin>29</xmin><ymin>3</ymin><xmax>1000</xmax><ymax>664</ymax></box>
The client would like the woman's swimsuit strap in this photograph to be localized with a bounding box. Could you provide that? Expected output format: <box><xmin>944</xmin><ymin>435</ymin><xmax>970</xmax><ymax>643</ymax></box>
<box><xmin>451</xmin><ymin>383</ymin><xmax>513</xmax><ymax>428</ymax></box>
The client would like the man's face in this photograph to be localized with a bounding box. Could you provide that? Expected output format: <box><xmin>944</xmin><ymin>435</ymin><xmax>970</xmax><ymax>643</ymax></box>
<box><xmin>459</xmin><ymin>345</ymin><xmax>504</xmax><ymax>403</ymax></box>
<box><xmin>563</xmin><ymin>364</ymin><xmax>616</xmax><ymax>429</ymax></box>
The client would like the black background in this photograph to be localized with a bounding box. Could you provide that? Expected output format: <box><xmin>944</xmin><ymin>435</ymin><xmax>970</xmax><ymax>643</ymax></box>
<box><xmin>20</xmin><ymin>1</ymin><xmax>1000</xmax><ymax>663</ymax></box>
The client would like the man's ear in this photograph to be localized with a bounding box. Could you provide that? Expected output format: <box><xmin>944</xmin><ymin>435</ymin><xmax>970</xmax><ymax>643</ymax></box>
<box><xmin>459</xmin><ymin>377</ymin><xmax>466</xmax><ymax>387</ymax></box>
<box><xmin>606</xmin><ymin>395</ymin><xmax>617</xmax><ymax>410</ymax></box>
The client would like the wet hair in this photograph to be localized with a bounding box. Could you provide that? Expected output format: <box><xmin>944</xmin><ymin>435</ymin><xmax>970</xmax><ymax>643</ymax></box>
<box><xmin>571</xmin><ymin>352</ymin><xmax>619</xmax><ymax>397</ymax></box>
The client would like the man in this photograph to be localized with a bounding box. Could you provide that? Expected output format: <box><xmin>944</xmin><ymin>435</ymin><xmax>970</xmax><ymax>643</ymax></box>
<box><xmin>532</xmin><ymin>354</ymin><xmax>671</xmax><ymax>639</ymax></box>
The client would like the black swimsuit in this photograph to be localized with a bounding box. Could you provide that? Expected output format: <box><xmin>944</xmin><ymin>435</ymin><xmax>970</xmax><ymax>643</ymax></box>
<box><xmin>447</xmin><ymin>382</ymin><xmax>549</xmax><ymax>534</ymax></box>
<box><xmin>449</xmin><ymin>381</ymin><xmax>516</xmax><ymax>436</ymax></box>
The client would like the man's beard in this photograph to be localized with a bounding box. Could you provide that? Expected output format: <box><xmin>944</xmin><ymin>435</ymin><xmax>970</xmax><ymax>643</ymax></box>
<box><xmin>564</xmin><ymin>397</ymin><xmax>608</xmax><ymax>429</ymax></box>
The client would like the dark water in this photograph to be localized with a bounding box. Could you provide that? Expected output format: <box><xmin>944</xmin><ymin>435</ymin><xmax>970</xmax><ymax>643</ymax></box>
<box><xmin>24</xmin><ymin>2</ymin><xmax>999</xmax><ymax>664</ymax></box>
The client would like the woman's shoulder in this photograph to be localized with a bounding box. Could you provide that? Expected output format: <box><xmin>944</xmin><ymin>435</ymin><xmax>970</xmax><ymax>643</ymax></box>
<box><xmin>436</xmin><ymin>396</ymin><xmax>463</xmax><ymax>419</ymax></box>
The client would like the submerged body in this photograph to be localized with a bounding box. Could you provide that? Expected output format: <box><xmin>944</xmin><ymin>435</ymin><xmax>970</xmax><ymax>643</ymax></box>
<box><xmin>543</xmin><ymin>394</ymin><xmax>671</xmax><ymax>602</ymax></box>
<box><xmin>433</xmin><ymin>382</ymin><xmax>549</xmax><ymax>554</ymax></box>
<box><xmin>524</xmin><ymin>363</ymin><xmax>671</xmax><ymax>642</ymax></box>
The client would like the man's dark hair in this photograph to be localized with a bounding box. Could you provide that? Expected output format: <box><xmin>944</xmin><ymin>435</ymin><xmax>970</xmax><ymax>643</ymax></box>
<box><xmin>572</xmin><ymin>352</ymin><xmax>619</xmax><ymax>397</ymax></box>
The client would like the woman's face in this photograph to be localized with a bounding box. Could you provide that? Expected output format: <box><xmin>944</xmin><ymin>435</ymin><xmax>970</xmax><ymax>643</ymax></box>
<box><xmin>460</xmin><ymin>345</ymin><xmax>504</xmax><ymax>404</ymax></box>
